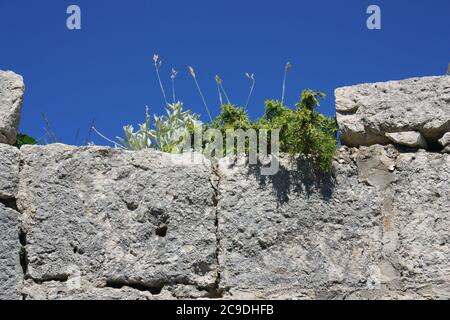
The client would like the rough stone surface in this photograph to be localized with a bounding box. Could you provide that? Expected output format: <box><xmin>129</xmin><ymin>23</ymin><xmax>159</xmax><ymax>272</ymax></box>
<box><xmin>385</xmin><ymin>131</ymin><xmax>428</xmax><ymax>149</ymax></box>
<box><xmin>0</xmin><ymin>71</ymin><xmax>25</xmax><ymax>145</ymax></box>
<box><xmin>439</xmin><ymin>132</ymin><xmax>450</xmax><ymax>147</ymax></box>
<box><xmin>0</xmin><ymin>203</ymin><xmax>21</xmax><ymax>300</ymax></box>
<box><xmin>0</xmin><ymin>144</ymin><xmax>446</xmax><ymax>300</ymax></box>
<box><xmin>216</xmin><ymin>146</ymin><xmax>450</xmax><ymax>299</ymax></box>
<box><xmin>0</xmin><ymin>144</ymin><xmax>20</xmax><ymax>200</ymax></box>
<box><xmin>1</xmin><ymin>73</ymin><xmax>449</xmax><ymax>300</ymax></box>
<box><xmin>17</xmin><ymin>145</ymin><xmax>218</xmax><ymax>299</ymax></box>
<box><xmin>336</xmin><ymin>76</ymin><xmax>450</xmax><ymax>148</ymax></box>
<box><xmin>388</xmin><ymin>150</ymin><xmax>450</xmax><ymax>299</ymax></box>
<box><xmin>21</xmin><ymin>280</ymin><xmax>172</xmax><ymax>300</ymax></box>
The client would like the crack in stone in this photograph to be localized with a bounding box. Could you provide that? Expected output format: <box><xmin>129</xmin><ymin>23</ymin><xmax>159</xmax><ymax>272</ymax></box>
<box><xmin>209</xmin><ymin>163</ymin><xmax>226</xmax><ymax>298</ymax></box>
<box><xmin>0</xmin><ymin>198</ymin><xmax>18</xmax><ymax>211</ymax></box>
<box><xmin>105</xmin><ymin>279</ymin><xmax>165</xmax><ymax>295</ymax></box>
<box><xmin>27</xmin><ymin>274</ymin><xmax>70</xmax><ymax>284</ymax></box>
<box><xmin>0</xmin><ymin>195</ymin><xmax>25</xmax><ymax>300</ymax></box>
<box><xmin>15</xmin><ymin>154</ymin><xmax>28</xmax><ymax>299</ymax></box>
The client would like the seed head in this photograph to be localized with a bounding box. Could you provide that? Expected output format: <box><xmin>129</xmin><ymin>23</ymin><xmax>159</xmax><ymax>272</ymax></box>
<box><xmin>171</xmin><ymin>68</ymin><xmax>178</xmax><ymax>79</ymax></box>
<box><xmin>188</xmin><ymin>66</ymin><xmax>196</xmax><ymax>78</ymax></box>
<box><xmin>153</xmin><ymin>54</ymin><xmax>159</xmax><ymax>65</ymax></box>
<box><xmin>215</xmin><ymin>75</ymin><xmax>223</xmax><ymax>84</ymax></box>
<box><xmin>285</xmin><ymin>62</ymin><xmax>292</xmax><ymax>71</ymax></box>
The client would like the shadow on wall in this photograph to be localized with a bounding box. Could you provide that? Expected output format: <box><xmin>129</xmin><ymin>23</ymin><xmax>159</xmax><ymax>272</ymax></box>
<box><xmin>247</xmin><ymin>157</ymin><xmax>336</xmax><ymax>206</ymax></box>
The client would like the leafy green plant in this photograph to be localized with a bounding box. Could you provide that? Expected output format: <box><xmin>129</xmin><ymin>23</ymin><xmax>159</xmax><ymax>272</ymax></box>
<box><xmin>108</xmin><ymin>55</ymin><xmax>339</xmax><ymax>171</ymax></box>
<box><xmin>117</xmin><ymin>102</ymin><xmax>200</xmax><ymax>152</ymax></box>
<box><xmin>15</xmin><ymin>133</ymin><xmax>37</xmax><ymax>148</ymax></box>
<box><xmin>209</xmin><ymin>91</ymin><xmax>338</xmax><ymax>171</ymax></box>
<box><xmin>279</xmin><ymin>90</ymin><xmax>338</xmax><ymax>171</ymax></box>
<box><xmin>210</xmin><ymin>104</ymin><xmax>251</xmax><ymax>130</ymax></box>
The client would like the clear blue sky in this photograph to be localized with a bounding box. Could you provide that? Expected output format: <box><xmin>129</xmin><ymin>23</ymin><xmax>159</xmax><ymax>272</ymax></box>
<box><xmin>1</xmin><ymin>0</ymin><xmax>449</xmax><ymax>145</ymax></box>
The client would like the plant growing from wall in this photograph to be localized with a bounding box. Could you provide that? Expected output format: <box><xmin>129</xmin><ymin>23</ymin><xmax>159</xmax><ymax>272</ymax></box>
<box><xmin>116</xmin><ymin>102</ymin><xmax>200</xmax><ymax>152</ymax></box>
<box><xmin>103</xmin><ymin>54</ymin><xmax>339</xmax><ymax>171</ymax></box>
<box><xmin>15</xmin><ymin>133</ymin><xmax>37</xmax><ymax>148</ymax></box>
<box><xmin>208</xmin><ymin>91</ymin><xmax>338</xmax><ymax>171</ymax></box>
<box><xmin>259</xmin><ymin>90</ymin><xmax>338</xmax><ymax>171</ymax></box>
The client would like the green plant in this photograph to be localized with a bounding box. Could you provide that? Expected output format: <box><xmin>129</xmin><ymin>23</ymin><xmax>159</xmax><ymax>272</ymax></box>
<box><xmin>258</xmin><ymin>91</ymin><xmax>338</xmax><ymax>171</ymax></box>
<box><xmin>111</xmin><ymin>55</ymin><xmax>339</xmax><ymax>171</ymax></box>
<box><xmin>210</xmin><ymin>104</ymin><xmax>251</xmax><ymax>130</ymax></box>
<box><xmin>285</xmin><ymin>90</ymin><xmax>338</xmax><ymax>171</ymax></box>
<box><xmin>206</xmin><ymin>104</ymin><xmax>253</xmax><ymax>156</ymax></box>
<box><xmin>206</xmin><ymin>91</ymin><xmax>338</xmax><ymax>171</ymax></box>
<box><xmin>15</xmin><ymin>133</ymin><xmax>37</xmax><ymax>148</ymax></box>
<box><xmin>117</xmin><ymin>102</ymin><xmax>200</xmax><ymax>152</ymax></box>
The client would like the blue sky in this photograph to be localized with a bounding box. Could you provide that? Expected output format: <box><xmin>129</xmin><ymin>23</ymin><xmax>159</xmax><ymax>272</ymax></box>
<box><xmin>1</xmin><ymin>0</ymin><xmax>449</xmax><ymax>146</ymax></box>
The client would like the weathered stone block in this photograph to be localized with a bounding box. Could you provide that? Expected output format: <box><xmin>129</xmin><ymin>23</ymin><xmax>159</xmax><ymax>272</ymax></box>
<box><xmin>0</xmin><ymin>144</ymin><xmax>20</xmax><ymax>200</ymax></box>
<box><xmin>216</xmin><ymin>146</ymin><xmax>450</xmax><ymax>299</ymax></box>
<box><xmin>17</xmin><ymin>145</ymin><xmax>218</xmax><ymax>299</ymax></box>
<box><xmin>336</xmin><ymin>76</ymin><xmax>450</xmax><ymax>148</ymax></box>
<box><xmin>389</xmin><ymin>151</ymin><xmax>450</xmax><ymax>298</ymax></box>
<box><xmin>0</xmin><ymin>71</ymin><xmax>25</xmax><ymax>145</ymax></box>
<box><xmin>385</xmin><ymin>131</ymin><xmax>428</xmax><ymax>149</ymax></box>
<box><xmin>216</xmin><ymin>149</ymin><xmax>388</xmax><ymax>299</ymax></box>
<box><xmin>439</xmin><ymin>132</ymin><xmax>450</xmax><ymax>147</ymax></box>
<box><xmin>0</xmin><ymin>203</ymin><xmax>21</xmax><ymax>300</ymax></box>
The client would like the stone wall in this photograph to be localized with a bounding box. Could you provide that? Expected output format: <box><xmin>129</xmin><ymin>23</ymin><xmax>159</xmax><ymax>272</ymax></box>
<box><xmin>336</xmin><ymin>76</ymin><xmax>450</xmax><ymax>149</ymax></box>
<box><xmin>0</xmin><ymin>71</ymin><xmax>449</xmax><ymax>300</ymax></box>
<box><xmin>0</xmin><ymin>144</ymin><xmax>22</xmax><ymax>300</ymax></box>
<box><xmin>0</xmin><ymin>71</ymin><xmax>24</xmax><ymax>145</ymax></box>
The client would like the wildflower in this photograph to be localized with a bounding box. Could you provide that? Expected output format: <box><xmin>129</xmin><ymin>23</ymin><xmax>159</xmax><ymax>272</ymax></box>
<box><xmin>245</xmin><ymin>73</ymin><xmax>256</xmax><ymax>109</ymax></box>
<box><xmin>215</xmin><ymin>75</ymin><xmax>224</xmax><ymax>106</ymax></box>
<box><xmin>171</xmin><ymin>68</ymin><xmax>178</xmax><ymax>103</ymax></box>
<box><xmin>188</xmin><ymin>66</ymin><xmax>196</xmax><ymax>78</ymax></box>
<box><xmin>188</xmin><ymin>66</ymin><xmax>212</xmax><ymax>122</ymax></box>
<box><xmin>281</xmin><ymin>62</ymin><xmax>292</xmax><ymax>105</ymax></box>
<box><xmin>171</xmin><ymin>68</ymin><xmax>178</xmax><ymax>79</ymax></box>
<box><xmin>215</xmin><ymin>74</ymin><xmax>231</xmax><ymax>105</ymax></box>
<box><xmin>153</xmin><ymin>53</ymin><xmax>168</xmax><ymax>106</ymax></box>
